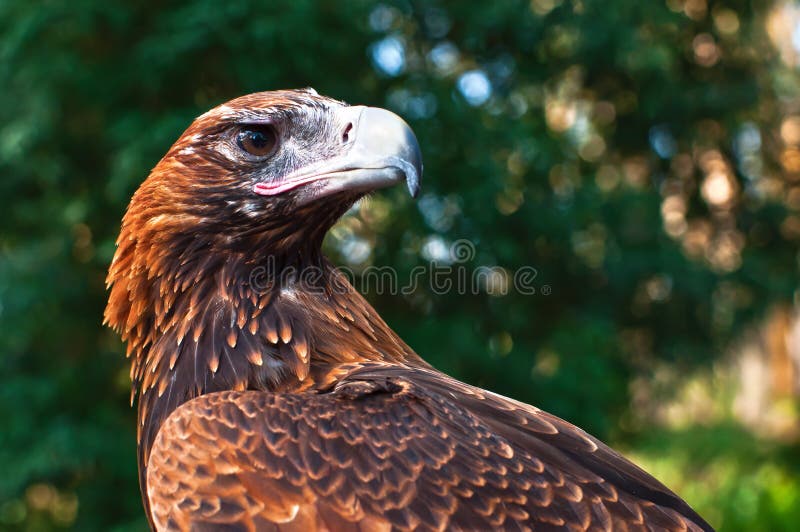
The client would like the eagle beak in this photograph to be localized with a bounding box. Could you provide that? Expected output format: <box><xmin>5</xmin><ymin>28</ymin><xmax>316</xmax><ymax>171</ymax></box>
<box><xmin>253</xmin><ymin>106</ymin><xmax>422</xmax><ymax>204</ymax></box>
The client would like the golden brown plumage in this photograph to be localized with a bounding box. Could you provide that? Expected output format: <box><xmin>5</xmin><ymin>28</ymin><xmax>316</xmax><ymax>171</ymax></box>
<box><xmin>105</xmin><ymin>89</ymin><xmax>713</xmax><ymax>531</ymax></box>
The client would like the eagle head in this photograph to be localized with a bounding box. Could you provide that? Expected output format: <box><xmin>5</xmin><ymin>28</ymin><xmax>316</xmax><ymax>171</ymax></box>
<box><xmin>119</xmin><ymin>88</ymin><xmax>421</xmax><ymax>260</ymax></box>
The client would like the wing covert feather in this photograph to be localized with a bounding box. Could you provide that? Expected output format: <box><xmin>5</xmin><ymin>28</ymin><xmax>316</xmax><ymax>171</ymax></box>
<box><xmin>147</xmin><ymin>364</ymin><xmax>710</xmax><ymax>532</ymax></box>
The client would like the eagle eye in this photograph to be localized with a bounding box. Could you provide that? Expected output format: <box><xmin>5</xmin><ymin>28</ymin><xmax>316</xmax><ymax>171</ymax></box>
<box><xmin>236</xmin><ymin>125</ymin><xmax>278</xmax><ymax>157</ymax></box>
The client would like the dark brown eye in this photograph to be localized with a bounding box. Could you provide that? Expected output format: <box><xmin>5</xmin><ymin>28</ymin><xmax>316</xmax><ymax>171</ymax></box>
<box><xmin>236</xmin><ymin>125</ymin><xmax>277</xmax><ymax>157</ymax></box>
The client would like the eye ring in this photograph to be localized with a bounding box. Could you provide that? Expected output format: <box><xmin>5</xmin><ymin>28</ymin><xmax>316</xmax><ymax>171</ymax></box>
<box><xmin>236</xmin><ymin>124</ymin><xmax>278</xmax><ymax>157</ymax></box>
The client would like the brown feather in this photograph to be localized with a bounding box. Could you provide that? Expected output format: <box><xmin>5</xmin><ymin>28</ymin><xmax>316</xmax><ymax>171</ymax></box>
<box><xmin>145</xmin><ymin>364</ymin><xmax>709</xmax><ymax>532</ymax></box>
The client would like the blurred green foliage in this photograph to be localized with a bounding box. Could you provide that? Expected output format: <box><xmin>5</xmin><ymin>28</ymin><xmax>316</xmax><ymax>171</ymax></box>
<box><xmin>1</xmin><ymin>0</ymin><xmax>799</xmax><ymax>530</ymax></box>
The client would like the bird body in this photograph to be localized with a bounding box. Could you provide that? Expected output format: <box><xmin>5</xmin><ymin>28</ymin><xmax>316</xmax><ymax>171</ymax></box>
<box><xmin>105</xmin><ymin>89</ymin><xmax>713</xmax><ymax>531</ymax></box>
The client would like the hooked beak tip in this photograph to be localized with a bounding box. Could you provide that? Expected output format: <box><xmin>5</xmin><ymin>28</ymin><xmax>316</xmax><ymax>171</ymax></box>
<box><xmin>354</xmin><ymin>106</ymin><xmax>422</xmax><ymax>198</ymax></box>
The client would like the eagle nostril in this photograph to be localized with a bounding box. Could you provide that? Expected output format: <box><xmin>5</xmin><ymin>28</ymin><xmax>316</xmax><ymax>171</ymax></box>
<box><xmin>341</xmin><ymin>122</ymin><xmax>354</xmax><ymax>144</ymax></box>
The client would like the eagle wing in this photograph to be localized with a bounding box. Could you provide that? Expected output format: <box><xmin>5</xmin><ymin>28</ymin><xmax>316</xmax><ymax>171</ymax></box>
<box><xmin>146</xmin><ymin>363</ymin><xmax>711</xmax><ymax>532</ymax></box>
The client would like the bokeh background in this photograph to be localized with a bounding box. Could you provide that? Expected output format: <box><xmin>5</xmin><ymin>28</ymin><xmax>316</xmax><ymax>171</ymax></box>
<box><xmin>2</xmin><ymin>0</ymin><xmax>800</xmax><ymax>530</ymax></box>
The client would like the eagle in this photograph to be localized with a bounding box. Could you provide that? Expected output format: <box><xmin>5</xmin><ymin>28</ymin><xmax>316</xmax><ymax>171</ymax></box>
<box><xmin>105</xmin><ymin>89</ymin><xmax>713</xmax><ymax>531</ymax></box>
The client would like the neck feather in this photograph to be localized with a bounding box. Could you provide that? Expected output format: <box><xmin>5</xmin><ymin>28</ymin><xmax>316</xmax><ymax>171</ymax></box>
<box><xmin>105</xmin><ymin>235</ymin><xmax>422</xmax><ymax>468</ymax></box>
